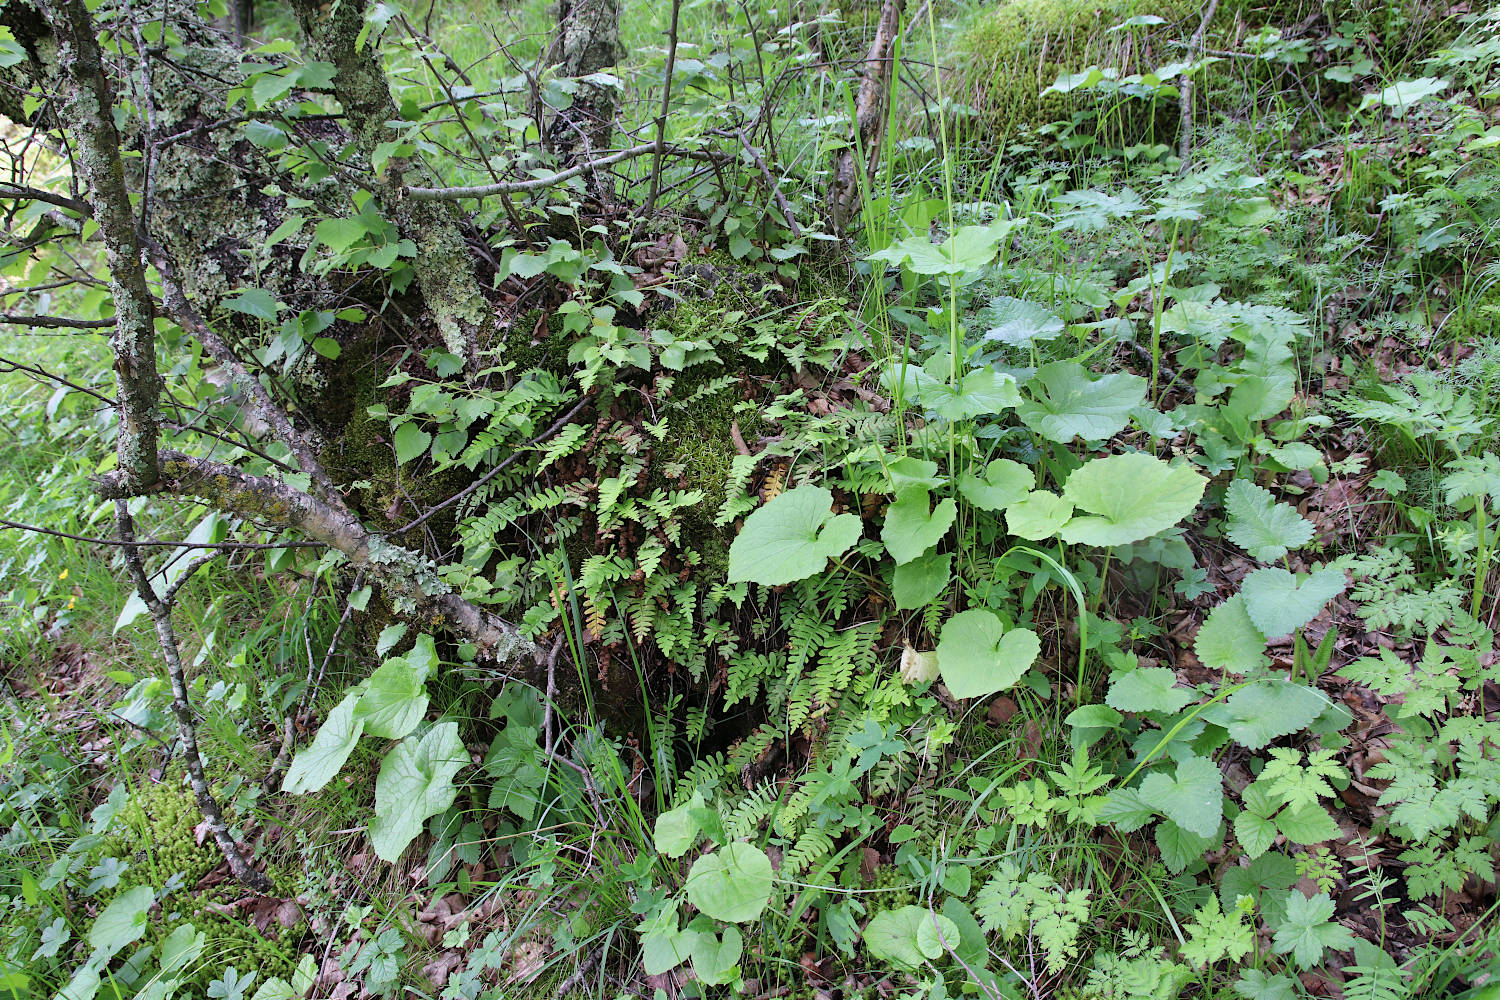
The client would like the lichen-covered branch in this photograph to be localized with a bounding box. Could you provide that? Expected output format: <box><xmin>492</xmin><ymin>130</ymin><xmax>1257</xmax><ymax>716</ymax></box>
<box><xmin>113</xmin><ymin>501</ymin><xmax>273</xmax><ymax>893</ymax></box>
<box><xmin>290</xmin><ymin>0</ymin><xmax>491</xmax><ymax>365</ymax></box>
<box><xmin>42</xmin><ymin>0</ymin><xmax>161</xmax><ymax>491</ymax></box>
<box><xmin>96</xmin><ymin>452</ymin><xmax>538</xmax><ymax>668</ymax></box>
<box><xmin>827</xmin><ymin>0</ymin><xmax>904</xmax><ymax>233</ymax></box>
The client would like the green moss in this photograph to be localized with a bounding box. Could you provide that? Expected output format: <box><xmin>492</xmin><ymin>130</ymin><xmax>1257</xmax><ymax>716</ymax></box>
<box><xmin>100</xmin><ymin>777</ymin><xmax>220</xmax><ymax>890</ymax></box>
<box><xmin>954</xmin><ymin>0</ymin><xmax>1199</xmax><ymax>140</ymax></box>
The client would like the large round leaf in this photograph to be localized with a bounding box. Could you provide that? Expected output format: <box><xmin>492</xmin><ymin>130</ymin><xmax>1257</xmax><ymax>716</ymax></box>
<box><xmin>1059</xmin><ymin>453</ymin><xmax>1206</xmax><ymax>547</ymax></box>
<box><xmin>685</xmin><ymin>842</ymin><xmax>773</xmax><ymax>923</ymax></box>
<box><xmin>726</xmin><ymin>485</ymin><xmax>863</xmax><ymax>586</ymax></box>
<box><xmin>368</xmin><ymin>723</ymin><xmax>468</xmax><ymax>862</ymax></box>
<box><xmin>1017</xmin><ymin>361</ymin><xmax>1145</xmax><ymax>443</ymax></box>
<box><xmin>936</xmin><ymin>609</ymin><xmax>1040</xmax><ymax>700</ymax></box>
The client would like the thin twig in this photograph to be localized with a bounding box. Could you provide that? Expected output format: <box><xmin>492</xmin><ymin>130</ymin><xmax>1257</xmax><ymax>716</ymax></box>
<box><xmin>0</xmin><ymin>312</ymin><xmax>113</xmax><ymax>329</ymax></box>
<box><xmin>0</xmin><ymin>517</ymin><xmax>325</xmax><ymax>550</ymax></box>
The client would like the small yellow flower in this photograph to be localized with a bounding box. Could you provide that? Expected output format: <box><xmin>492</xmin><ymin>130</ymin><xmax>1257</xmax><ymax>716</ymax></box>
<box><xmin>58</xmin><ymin>568</ymin><xmax>69</xmax><ymax>581</ymax></box>
<box><xmin>66</xmin><ymin>597</ymin><xmax>76</xmax><ymax>610</ymax></box>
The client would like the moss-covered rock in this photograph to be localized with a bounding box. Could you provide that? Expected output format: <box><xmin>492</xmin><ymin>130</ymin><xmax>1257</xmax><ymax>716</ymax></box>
<box><xmin>953</xmin><ymin>0</ymin><xmax>1200</xmax><ymax>141</ymax></box>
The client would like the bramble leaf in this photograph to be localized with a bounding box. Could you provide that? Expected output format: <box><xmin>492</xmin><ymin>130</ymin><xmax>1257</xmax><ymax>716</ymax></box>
<box><xmin>1224</xmin><ymin>479</ymin><xmax>1314</xmax><ymax>561</ymax></box>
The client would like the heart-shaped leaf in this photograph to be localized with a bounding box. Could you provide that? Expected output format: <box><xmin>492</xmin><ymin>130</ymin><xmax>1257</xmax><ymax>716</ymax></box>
<box><xmin>727</xmin><ymin>484</ymin><xmax>863</xmax><ymax>586</ymax></box>
<box><xmin>691</xmin><ymin>926</ymin><xmax>744</xmax><ymax>986</ymax></box>
<box><xmin>685</xmin><ymin>842</ymin><xmax>773</xmax><ymax>923</ymax></box>
<box><xmin>1106</xmin><ymin>666</ymin><xmax>1193</xmax><ymax>715</ymax></box>
<box><xmin>355</xmin><ymin>659</ymin><xmax>430</xmax><ymax>741</ymax></box>
<box><xmin>882</xmin><ymin>487</ymin><xmax>956</xmax><ymax>565</ymax></box>
<box><xmin>1059</xmin><ymin>453</ymin><xmax>1207</xmax><ymax>547</ymax></box>
<box><xmin>957</xmin><ymin>458</ymin><xmax>1034</xmax><ymax>511</ymax></box>
<box><xmin>1004</xmin><ymin>490</ymin><xmax>1073</xmax><ymax>540</ymax></box>
<box><xmin>936</xmin><ymin>609</ymin><xmax>1040</xmax><ymax>700</ymax></box>
<box><xmin>89</xmin><ymin>885</ymin><xmax>153</xmax><ymax>962</ymax></box>
<box><xmin>369</xmin><ymin>723</ymin><xmax>467</xmax><ymax>862</ymax></box>
<box><xmin>924</xmin><ymin>367</ymin><xmax>1022</xmax><ymax>421</ymax></box>
<box><xmin>1139</xmin><ymin>754</ymin><xmax>1222</xmax><ymax>838</ymax></box>
<box><xmin>892</xmin><ymin>550</ymin><xmax>952</xmax><ymax>610</ymax></box>
<box><xmin>864</xmin><ymin>906</ymin><xmax>959</xmax><ymax>970</ymax></box>
<box><xmin>393</xmin><ymin>422</ymin><xmax>431</xmax><ymax>465</ymax></box>
<box><xmin>1240</xmin><ymin>566</ymin><xmax>1346</xmax><ymax>639</ymax></box>
<box><xmin>284</xmin><ymin>692</ymin><xmax>364</xmax><ymax>794</ymax></box>
<box><xmin>980</xmin><ymin>296</ymin><xmax>1064</xmax><ymax>347</ymax></box>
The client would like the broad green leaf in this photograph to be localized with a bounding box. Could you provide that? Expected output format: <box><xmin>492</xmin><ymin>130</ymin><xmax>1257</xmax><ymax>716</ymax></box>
<box><xmin>886</xmin><ymin>455</ymin><xmax>944</xmax><ymax>490</ymax></box>
<box><xmin>640</xmin><ymin>905</ymin><xmax>699</xmax><ymax>976</ymax></box>
<box><xmin>1099</xmin><ymin>787</ymin><xmax>1156</xmax><ymax>832</ymax></box>
<box><xmin>1139</xmin><ymin>755</ymin><xmax>1222</xmax><ymax>837</ymax></box>
<box><xmin>1233</xmin><ymin>789</ymin><xmax>1278</xmax><ymax>859</ymax></box>
<box><xmin>222</xmin><ymin>287</ymin><xmax>281</xmax><ymax>321</ymax></box>
<box><xmin>864</xmin><ymin>906</ymin><xmax>958</xmax><ymax>970</ymax></box>
<box><xmin>1359</xmin><ymin>76</ymin><xmax>1449</xmax><ymax>115</ymax></box>
<box><xmin>1194</xmin><ymin>596</ymin><xmax>1267</xmax><ymax>673</ymax></box>
<box><xmin>393</xmin><ymin>422</ymin><xmax>431</xmax><ymax>465</ymax></box>
<box><xmin>980</xmin><ymin>296</ymin><xmax>1064</xmax><ymax>346</ymax></box>
<box><xmin>882</xmin><ymin>487</ymin><xmax>956</xmax><ymax>565</ymax></box>
<box><xmin>654</xmin><ymin>798</ymin><xmax>702</xmax><ymax>859</ymax></box>
<box><xmin>1004</xmin><ymin>490</ymin><xmax>1073</xmax><ymax>540</ymax></box>
<box><xmin>1018</xmin><ymin>362</ymin><xmax>1146</xmax><ymax>442</ymax></box>
<box><xmin>691</xmin><ymin>926</ymin><xmax>743</xmax><ymax>986</ymax></box>
<box><xmin>1106</xmin><ymin>666</ymin><xmax>1193</xmax><ymax>715</ymax></box>
<box><xmin>925</xmin><ymin>367</ymin><xmax>1022</xmax><ymax>421</ymax></box>
<box><xmin>1240</xmin><ymin>566</ymin><xmax>1346</xmax><ymax>639</ymax></box>
<box><xmin>684</xmin><ymin>842</ymin><xmax>773</xmax><ymax>922</ymax></box>
<box><xmin>355</xmin><ymin>659</ymin><xmax>429</xmax><ymax>741</ymax></box>
<box><xmin>1224</xmin><ymin>479</ymin><xmax>1314</xmax><ymax>561</ymax></box>
<box><xmin>936</xmin><ymin>609</ymin><xmax>1040</xmax><ymax>700</ymax></box>
<box><xmin>726</xmin><ymin>484</ymin><xmax>862</xmax><ymax>586</ymax></box>
<box><xmin>957</xmin><ymin>458</ymin><xmax>1033</xmax><ymax>511</ymax></box>
<box><xmin>1059</xmin><ymin>454</ymin><xmax>1207</xmax><ymax>547</ymax></box>
<box><xmin>892</xmin><ymin>550</ymin><xmax>952</xmax><ymax>610</ymax></box>
<box><xmin>866</xmin><ymin>219</ymin><xmax>1020</xmax><ymax>275</ymax></box>
<box><xmin>1155</xmin><ymin>817</ymin><xmax>1217</xmax><ymax>874</ymax></box>
<box><xmin>283</xmin><ymin>693</ymin><xmax>364</xmax><ymax>794</ymax></box>
<box><xmin>159</xmin><ymin>923</ymin><xmax>206</xmax><ymax>974</ymax></box>
<box><xmin>1237</xmin><ymin>971</ymin><xmax>1299</xmax><ymax>1000</ymax></box>
<box><xmin>314</xmin><ymin>216</ymin><xmax>368</xmax><ymax>253</ymax></box>
<box><xmin>368</xmin><ymin>723</ymin><xmax>467</xmax><ymax>862</ymax></box>
<box><xmin>89</xmin><ymin>885</ymin><xmax>153</xmax><ymax>960</ymax></box>
<box><xmin>1275</xmin><ymin>802</ymin><xmax>1341</xmax><ymax>845</ymax></box>
<box><xmin>1219</xmin><ymin>680</ymin><xmax>1327</xmax><ymax>750</ymax></box>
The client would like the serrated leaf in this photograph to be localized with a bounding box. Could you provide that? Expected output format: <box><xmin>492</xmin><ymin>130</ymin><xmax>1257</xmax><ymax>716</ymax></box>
<box><xmin>222</xmin><ymin>287</ymin><xmax>281</xmax><ymax>321</ymax></box>
<box><xmin>882</xmin><ymin>487</ymin><xmax>956</xmax><ymax>565</ymax></box>
<box><xmin>368</xmin><ymin>723</ymin><xmax>467</xmax><ymax>862</ymax></box>
<box><xmin>1018</xmin><ymin>361</ymin><xmax>1146</xmax><ymax>442</ymax></box>
<box><xmin>393</xmin><ymin>422</ymin><xmax>431</xmax><ymax>465</ymax></box>
<box><xmin>684</xmin><ymin>842</ymin><xmax>773</xmax><ymax>923</ymax></box>
<box><xmin>726</xmin><ymin>484</ymin><xmax>863</xmax><ymax>586</ymax></box>
<box><xmin>1224</xmin><ymin>479</ymin><xmax>1314</xmax><ymax>561</ymax></box>
<box><xmin>1275</xmin><ymin>802</ymin><xmax>1341</xmax><ymax>845</ymax></box>
<box><xmin>284</xmin><ymin>692</ymin><xmax>364</xmax><ymax>794</ymax></box>
<box><xmin>980</xmin><ymin>296</ymin><xmax>1065</xmax><ymax>346</ymax></box>
<box><xmin>925</xmin><ymin>367</ymin><xmax>1022</xmax><ymax>421</ymax></box>
<box><xmin>1155</xmin><ymin>817</ymin><xmax>1217</xmax><ymax>874</ymax></box>
<box><xmin>1140</xmin><ymin>755</ymin><xmax>1222</xmax><ymax>837</ymax></box>
<box><xmin>1234</xmin><ymin>799</ymin><xmax>1278</xmax><ymax>859</ymax></box>
<box><xmin>1240</xmin><ymin>566</ymin><xmax>1346</xmax><ymax>639</ymax></box>
<box><xmin>1220</xmin><ymin>680</ymin><xmax>1327</xmax><ymax>750</ymax></box>
<box><xmin>1272</xmin><ymin>892</ymin><xmax>1354</xmax><ymax>968</ymax></box>
<box><xmin>1107</xmin><ymin>666</ymin><xmax>1194</xmax><ymax>714</ymax></box>
<box><xmin>1060</xmin><ymin>454</ymin><xmax>1207</xmax><ymax>547</ymax></box>
<box><xmin>936</xmin><ymin>610</ymin><xmax>1040</xmax><ymax>700</ymax></box>
<box><xmin>1194</xmin><ymin>595</ymin><xmax>1267</xmax><ymax>673</ymax></box>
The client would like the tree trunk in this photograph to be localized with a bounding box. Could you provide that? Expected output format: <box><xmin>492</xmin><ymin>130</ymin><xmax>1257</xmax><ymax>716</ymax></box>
<box><xmin>546</xmin><ymin>0</ymin><xmax>623</xmax><ymax>205</ymax></box>
<box><xmin>827</xmin><ymin>0</ymin><xmax>904</xmax><ymax>234</ymax></box>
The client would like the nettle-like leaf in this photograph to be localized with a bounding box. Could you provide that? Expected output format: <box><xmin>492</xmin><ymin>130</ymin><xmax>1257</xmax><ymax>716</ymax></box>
<box><xmin>979</xmin><ymin>296</ymin><xmax>1065</xmax><ymax>347</ymax></box>
<box><xmin>1194</xmin><ymin>595</ymin><xmax>1267</xmax><ymax>674</ymax></box>
<box><xmin>957</xmin><ymin>458</ymin><xmax>1034</xmax><ymax>511</ymax></box>
<box><xmin>283</xmin><ymin>692</ymin><xmax>364</xmax><ymax>794</ymax></box>
<box><xmin>1018</xmin><ymin>361</ymin><xmax>1146</xmax><ymax>443</ymax></box>
<box><xmin>1240</xmin><ymin>566</ymin><xmax>1346</xmax><ymax>639</ymax></box>
<box><xmin>1224</xmin><ymin>479</ymin><xmax>1314</xmax><ymax>561</ymax></box>
<box><xmin>866</xmin><ymin>218</ymin><xmax>1021</xmax><ymax>275</ymax></box>
<box><xmin>1059</xmin><ymin>453</ymin><xmax>1208</xmax><ymax>547</ymax></box>
<box><xmin>369</xmin><ymin>722</ymin><xmax>467</xmax><ymax>862</ymax></box>
<box><xmin>726</xmin><ymin>484</ymin><xmax>862</xmax><ymax>586</ymax></box>
<box><xmin>1272</xmin><ymin>891</ymin><xmax>1354</xmax><ymax>969</ymax></box>
<box><xmin>684</xmin><ymin>842</ymin><xmax>774</xmax><ymax>923</ymax></box>
<box><xmin>1004</xmin><ymin>490</ymin><xmax>1074</xmax><ymax>540</ymax></box>
<box><xmin>882</xmin><ymin>487</ymin><xmax>956</xmax><ymax>565</ymax></box>
<box><xmin>863</xmin><ymin>906</ymin><xmax>959</xmax><ymax>970</ymax></box>
<box><xmin>936</xmin><ymin>609</ymin><xmax>1040</xmax><ymax>700</ymax></box>
<box><xmin>1107</xmin><ymin>666</ymin><xmax>1194</xmax><ymax>715</ymax></box>
<box><xmin>1139</xmin><ymin>755</ymin><xmax>1223</xmax><ymax>837</ymax></box>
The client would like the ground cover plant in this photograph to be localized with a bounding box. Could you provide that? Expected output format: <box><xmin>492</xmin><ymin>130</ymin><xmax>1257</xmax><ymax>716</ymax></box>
<box><xmin>0</xmin><ymin>0</ymin><xmax>1498</xmax><ymax>997</ymax></box>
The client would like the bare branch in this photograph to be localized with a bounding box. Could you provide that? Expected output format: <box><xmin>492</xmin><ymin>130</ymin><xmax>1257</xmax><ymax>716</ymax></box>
<box><xmin>0</xmin><ymin>312</ymin><xmax>114</xmax><ymax>330</ymax></box>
